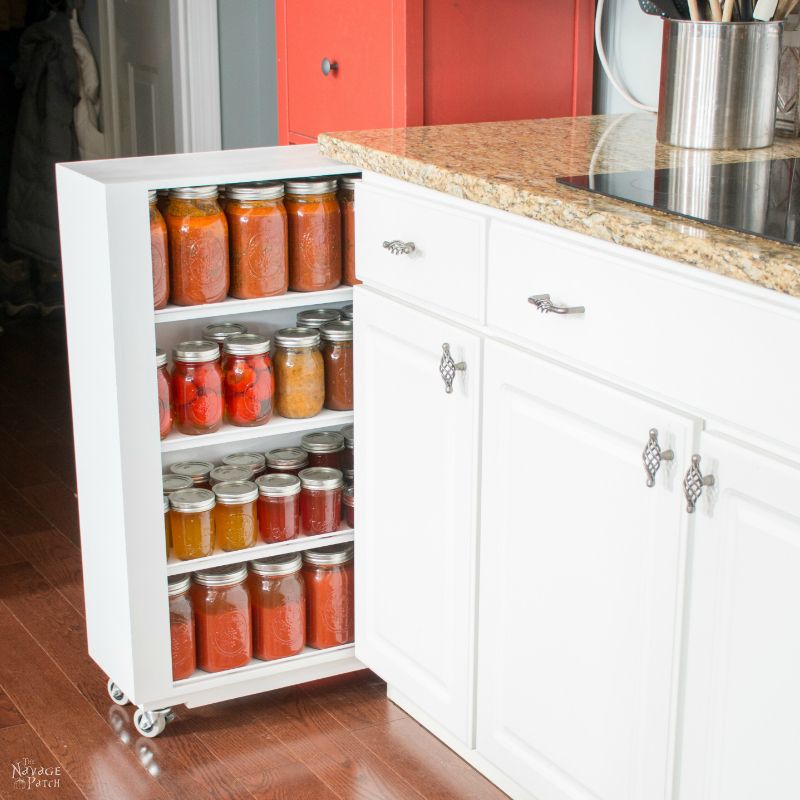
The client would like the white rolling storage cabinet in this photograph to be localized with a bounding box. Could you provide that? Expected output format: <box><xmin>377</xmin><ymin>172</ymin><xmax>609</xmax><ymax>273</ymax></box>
<box><xmin>55</xmin><ymin>145</ymin><xmax>362</xmax><ymax>738</ymax></box>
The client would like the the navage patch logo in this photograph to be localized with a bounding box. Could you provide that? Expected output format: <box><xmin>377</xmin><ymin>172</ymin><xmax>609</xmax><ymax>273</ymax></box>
<box><xmin>10</xmin><ymin>757</ymin><xmax>61</xmax><ymax>790</ymax></box>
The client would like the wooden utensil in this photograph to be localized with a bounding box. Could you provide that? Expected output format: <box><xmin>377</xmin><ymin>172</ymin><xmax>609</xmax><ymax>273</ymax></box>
<box><xmin>723</xmin><ymin>0</ymin><xmax>736</xmax><ymax>18</ymax></box>
<box><xmin>709</xmin><ymin>0</ymin><xmax>724</xmax><ymax>19</ymax></box>
<box><xmin>688</xmin><ymin>0</ymin><xmax>702</xmax><ymax>19</ymax></box>
<box><xmin>775</xmin><ymin>0</ymin><xmax>800</xmax><ymax>17</ymax></box>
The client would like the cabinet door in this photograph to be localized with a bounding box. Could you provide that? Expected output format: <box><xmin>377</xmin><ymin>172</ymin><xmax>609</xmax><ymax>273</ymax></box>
<box><xmin>354</xmin><ymin>288</ymin><xmax>480</xmax><ymax>744</ymax></box>
<box><xmin>679</xmin><ymin>433</ymin><xmax>800</xmax><ymax>800</ymax></box>
<box><xmin>478</xmin><ymin>340</ymin><xmax>698</xmax><ymax>800</ymax></box>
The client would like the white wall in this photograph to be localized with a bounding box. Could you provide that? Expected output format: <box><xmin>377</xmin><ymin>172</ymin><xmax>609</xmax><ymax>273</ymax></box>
<box><xmin>594</xmin><ymin>0</ymin><xmax>663</xmax><ymax>114</ymax></box>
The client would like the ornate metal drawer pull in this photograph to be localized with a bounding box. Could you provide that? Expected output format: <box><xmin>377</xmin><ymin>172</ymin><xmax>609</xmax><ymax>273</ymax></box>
<box><xmin>528</xmin><ymin>294</ymin><xmax>585</xmax><ymax>315</ymax></box>
<box><xmin>439</xmin><ymin>343</ymin><xmax>466</xmax><ymax>394</ymax></box>
<box><xmin>643</xmin><ymin>428</ymin><xmax>674</xmax><ymax>487</ymax></box>
<box><xmin>383</xmin><ymin>240</ymin><xmax>416</xmax><ymax>256</ymax></box>
<box><xmin>683</xmin><ymin>455</ymin><xmax>715</xmax><ymax>514</ymax></box>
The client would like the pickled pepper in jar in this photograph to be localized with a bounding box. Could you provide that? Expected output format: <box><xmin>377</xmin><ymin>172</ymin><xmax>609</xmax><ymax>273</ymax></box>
<box><xmin>150</xmin><ymin>190</ymin><xmax>169</xmax><ymax>309</ymax></box>
<box><xmin>273</xmin><ymin>327</ymin><xmax>324</xmax><ymax>419</ymax></box>
<box><xmin>156</xmin><ymin>347</ymin><xmax>172</xmax><ymax>439</ymax></box>
<box><xmin>222</xmin><ymin>333</ymin><xmax>274</xmax><ymax>427</ymax></box>
<box><xmin>212</xmin><ymin>480</ymin><xmax>258</xmax><ymax>551</ymax></box>
<box><xmin>319</xmin><ymin>320</ymin><xmax>353</xmax><ymax>411</ymax></box>
<box><xmin>171</xmin><ymin>341</ymin><xmax>224</xmax><ymax>435</ymax></box>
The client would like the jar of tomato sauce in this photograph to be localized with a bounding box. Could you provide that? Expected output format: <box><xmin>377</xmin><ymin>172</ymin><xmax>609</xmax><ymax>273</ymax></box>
<box><xmin>266</xmin><ymin>447</ymin><xmax>309</xmax><ymax>477</ymax></box>
<box><xmin>319</xmin><ymin>320</ymin><xmax>353</xmax><ymax>411</ymax></box>
<box><xmin>296</xmin><ymin>308</ymin><xmax>341</xmax><ymax>331</ymax></box>
<box><xmin>169</xmin><ymin>488</ymin><xmax>216</xmax><ymax>560</ymax></box>
<box><xmin>171</xmin><ymin>341</ymin><xmax>224</xmax><ymax>435</ymax></box>
<box><xmin>156</xmin><ymin>347</ymin><xmax>172</xmax><ymax>440</ymax></box>
<box><xmin>342</xmin><ymin>486</ymin><xmax>354</xmax><ymax>528</ymax></box>
<box><xmin>202</xmin><ymin>321</ymin><xmax>248</xmax><ymax>356</ymax></box>
<box><xmin>273</xmin><ymin>328</ymin><xmax>324</xmax><ymax>419</ymax></box>
<box><xmin>285</xmin><ymin>179</ymin><xmax>341</xmax><ymax>292</ymax></box>
<box><xmin>301</xmin><ymin>431</ymin><xmax>344</xmax><ymax>470</ymax></box>
<box><xmin>212</xmin><ymin>480</ymin><xmax>258</xmax><ymax>551</ymax></box>
<box><xmin>226</xmin><ymin>182</ymin><xmax>288</xmax><ymax>299</ymax></box>
<box><xmin>169</xmin><ymin>461</ymin><xmax>214</xmax><ymax>490</ymax></box>
<box><xmin>299</xmin><ymin>467</ymin><xmax>343</xmax><ymax>535</ymax></box>
<box><xmin>223</xmin><ymin>333</ymin><xmax>274</xmax><ymax>427</ymax></box>
<box><xmin>222</xmin><ymin>452</ymin><xmax>265</xmax><ymax>479</ymax></box>
<box><xmin>150</xmin><ymin>190</ymin><xmax>169</xmax><ymax>309</ymax></box>
<box><xmin>256</xmin><ymin>473</ymin><xmax>301</xmax><ymax>543</ymax></box>
<box><xmin>340</xmin><ymin>304</ymin><xmax>353</xmax><ymax>321</ymax></box>
<box><xmin>341</xmin><ymin>424</ymin><xmax>354</xmax><ymax>471</ymax></box>
<box><xmin>302</xmin><ymin>544</ymin><xmax>354</xmax><ymax>649</ymax></box>
<box><xmin>248</xmin><ymin>554</ymin><xmax>305</xmax><ymax>661</ymax></box>
<box><xmin>191</xmin><ymin>564</ymin><xmax>252</xmax><ymax>672</ymax></box>
<box><xmin>168</xmin><ymin>574</ymin><xmax>196</xmax><ymax>680</ymax></box>
<box><xmin>339</xmin><ymin>177</ymin><xmax>360</xmax><ymax>287</ymax></box>
<box><xmin>166</xmin><ymin>186</ymin><xmax>229</xmax><ymax>306</ymax></box>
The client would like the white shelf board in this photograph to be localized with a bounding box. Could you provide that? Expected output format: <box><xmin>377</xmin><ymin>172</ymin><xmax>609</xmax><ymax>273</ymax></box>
<box><xmin>166</xmin><ymin>527</ymin><xmax>354</xmax><ymax>576</ymax></box>
<box><xmin>154</xmin><ymin>287</ymin><xmax>353</xmax><ymax>324</ymax></box>
<box><xmin>161</xmin><ymin>409</ymin><xmax>354</xmax><ymax>453</ymax></box>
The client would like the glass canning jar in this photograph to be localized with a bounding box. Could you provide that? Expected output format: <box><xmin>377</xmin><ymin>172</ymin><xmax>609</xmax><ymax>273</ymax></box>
<box><xmin>222</xmin><ymin>452</ymin><xmax>266</xmax><ymax>479</ymax></box>
<box><xmin>296</xmin><ymin>307</ymin><xmax>341</xmax><ymax>330</ymax></box>
<box><xmin>212</xmin><ymin>480</ymin><xmax>258</xmax><ymax>551</ymax></box>
<box><xmin>266</xmin><ymin>447</ymin><xmax>308</xmax><ymax>477</ymax></box>
<box><xmin>169</xmin><ymin>461</ymin><xmax>214</xmax><ymax>490</ymax></box>
<box><xmin>302</xmin><ymin>544</ymin><xmax>354</xmax><ymax>649</ymax></box>
<box><xmin>223</xmin><ymin>333</ymin><xmax>274</xmax><ymax>427</ymax></box>
<box><xmin>248</xmin><ymin>553</ymin><xmax>305</xmax><ymax>661</ymax></box>
<box><xmin>163</xmin><ymin>474</ymin><xmax>193</xmax><ymax>496</ymax></box>
<box><xmin>202</xmin><ymin>321</ymin><xmax>248</xmax><ymax>357</ymax></box>
<box><xmin>343</xmin><ymin>468</ymin><xmax>354</xmax><ymax>488</ymax></box>
<box><xmin>299</xmin><ymin>467</ymin><xmax>343</xmax><ymax>535</ymax></box>
<box><xmin>191</xmin><ymin>565</ymin><xmax>252</xmax><ymax>672</ymax></box>
<box><xmin>256</xmin><ymin>473</ymin><xmax>301</xmax><ymax>543</ymax></box>
<box><xmin>169</xmin><ymin>488</ymin><xmax>216</xmax><ymax>560</ymax></box>
<box><xmin>157</xmin><ymin>189</ymin><xmax>170</xmax><ymax>216</ymax></box>
<box><xmin>150</xmin><ymin>190</ymin><xmax>169</xmax><ymax>309</ymax></box>
<box><xmin>171</xmin><ymin>341</ymin><xmax>224</xmax><ymax>435</ymax></box>
<box><xmin>285</xmin><ymin>179</ymin><xmax>342</xmax><ymax>292</ymax></box>
<box><xmin>338</xmin><ymin>177</ymin><xmax>360</xmax><ymax>286</ymax></box>
<box><xmin>209</xmin><ymin>465</ymin><xmax>252</xmax><ymax>486</ymax></box>
<box><xmin>301</xmin><ymin>431</ymin><xmax>345</xmax><ymax>470</ymax></box>
<box><xmin>163</xmin><ymin>494</ymin><xmax>171</xmax><ymax>557</ymax></box>
<box><xmin>342</xmin><ymin>486</ymin><xmax>354</xmax><ymax>528</ymax></box>
<box><xmin>168</xmin><ymin>575</ymin><xmax>196</xmax><ymax>680</ymax></box>
<box><xmin>340</xmin><ymin>303</ymin><xmax>353</xmax><ymax>321</ymax></box>
<box><xmin>341</xmin><ymin>424</ymin><xmax>354</xmax><ymax>471</ymax></box>
<box><xmin>273</xmin><ymin>328</ymin><xmax>324</xmax><ymax>419</ymax></box>
<box><xmin>226</xmin><ymin>182</ymin><xmax>288</xmax><ymax>299</ymax></box>
<box><xmin>319</xmin><ymin>320</ymin><xmax>353</xmax><ymax>411</ymax></box>
<box><xmin>156</xmin><ymin>347</ymin><xmax>172</xmax><ymax>440</ymax></box>
<box><xmin>166</xmin><ymin>186</ymin><xmax>229</xmax><ymax>306</ymax></box>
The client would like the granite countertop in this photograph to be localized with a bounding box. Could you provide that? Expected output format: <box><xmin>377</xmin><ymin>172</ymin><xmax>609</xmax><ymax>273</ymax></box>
<box><xmin>319</xmin><ymin>114</ymin><xmax>800</xmax><ymax>299</ymax></box>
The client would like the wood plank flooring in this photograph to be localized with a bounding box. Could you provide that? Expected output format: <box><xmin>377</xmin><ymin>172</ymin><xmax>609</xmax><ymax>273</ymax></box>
<box><xmin>0</xmin><ymin>318</ymin><xmax>507</xmax><ymax>800</ymax></box>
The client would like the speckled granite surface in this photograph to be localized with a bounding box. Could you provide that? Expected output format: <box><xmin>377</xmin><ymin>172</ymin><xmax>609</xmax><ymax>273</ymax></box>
<box><xmin>319</xmin><ymin>114</ymin><xmax>800</xmax><ymax>299</ymax></box>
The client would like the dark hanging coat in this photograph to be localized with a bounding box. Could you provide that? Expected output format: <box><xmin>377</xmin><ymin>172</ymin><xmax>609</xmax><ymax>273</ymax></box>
<box><xmin>7</xmin><ymin>12</ymin><xmax>79</xmax><ymax>265</ymax></box>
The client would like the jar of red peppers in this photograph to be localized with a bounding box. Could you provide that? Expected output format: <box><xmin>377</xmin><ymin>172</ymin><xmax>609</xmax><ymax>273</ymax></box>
<box><xmin>150</xmin><ymin>190</ymin><xmax>169</xmax><ymax>309</ymax></box>
<box><xmin>212</xmin><ymin>480</ymin><xmax>258</xmax><ymax>551</ymax></box>
<box><xmin>339</xmin><ymin>176</ymin><xmax>360</xmax><ymax>286</ymax></box>
<box><xmin>302</xmin><ymin>544</ymin><xmax>354</xmax><ymax>649</ymax></box>
<box><xmin>223</xmin><ymin>333</ymin><xmax>274</xmax><ymax>427</ymax></box>
<box><xmin>222</xmin><ymin>452</ymin><xmax>266</xmax><ymax>479</ymax></box>
<box><xmin>319</xmin><ymin>320</ymin><xmax>353</xmax><ymax>411</ymax></box>
<box><xmin>202</xmin><ymin>321</ymin><xmax>248</xmax><ymax>357</ymax></box>
<box><xmin>168</xmin><ymin>575</ymin><xmax>196</xmax><ymax>680</ymax></box>
<box><xmin>171</xmin><ymin>341</ymin><xmax>224</xmax><ymax>435</ymax></box>
<box><xmin>256</xmin><ymin>473</ymin><xmax>301</xmax><ymax>543</ymax></box>
<box><xmin>296</xmin><ymin>307</ymin><xmax>341</xmax><ymax>330</ymax></box>
<box><xmin>266</xmin><ymin>447</ymin><xmax>308</xmax><ymax>477</ymax></box>
<box><xmin>341</xmin><ymin>424</ymin><xmax>354</xmax><ymax>471</ymax></box>
<box><xmin>209</xmin><ymin>465</ymin><xmax>252</xmax><ymax>486</ymax></box>
<box><xmin>191</xmin><ymin>564</ymin><xmax>252</xmax><ymax>672</ymax></box>
<box><xmin>166</xmin><ymin>186</ymin><xmax>229</xmax><ymax>306</ymax></box>
<box><xmin>248</xmin><ymin>553</ymin><xmax>305</xmax><ymax>661</ymax></box>
<box><xmin>285</xmin><ymin>179</ymin><xmax>342</xmax><ymax>292</ymax></box>
<box><xmin>299</xmin><ymin>467</ymin><xmax>343</xmax><ymax>535</ymax></box>
<box><xmin>226</xmin><ymin>182</ymin><xmax>288</xmax><ymax>299</ymax></box>
<box><xmin>342</xmin><ymin>486</ymin><xmax>354</xmax><ymax>528</ymax></box>
<box><xmin>156</xmin><ymin>347</ymin><xmax>172</xmax><ymax>440</ymax></box>
<box><xmin>169</xmin><ymin>487</ymin><xmax>216</xmax><ymax>560</ymax></box>
<box><xmin>301</xmin><ymin>431</ymin><xmax>344</xmax><ymax>470</ymax></box>
<box><xmin>170</xmin><ymin>461</ymin><xmax>214</xmax><ymax>490</ymax></box>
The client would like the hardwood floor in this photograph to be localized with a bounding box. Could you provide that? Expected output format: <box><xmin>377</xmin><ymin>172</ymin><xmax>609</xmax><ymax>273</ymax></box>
<box><xmin>0</xmin><ymin>318</ymin><xmax>506</xmax><ymax>800</ymax></box>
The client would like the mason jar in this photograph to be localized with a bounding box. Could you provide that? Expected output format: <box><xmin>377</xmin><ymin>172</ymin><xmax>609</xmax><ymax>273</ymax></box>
<box><xmin>171</xmin><ymin>341</ymin><xmax>223</xmax><ymax>435</ymax></box>
<box><xmin>273</xmin><ymin>327</ymin><xmax>324</xmax><ymax>419</ymax></box>
<box><xmin>222</xmin><ymin>333</ymin><xmax>274</xmax><ymax>427</ymax></box>
<box><xmin>339</xmin><ymin>176</ymin><xmax>360</xmax><ymax>286</ymax></box>
<box><xmin>212</xmin><ymin>480</ymin><xmax>259</xmax><ymax>551</ymax></box>
<box><xmin>256</xmin><ymin>473</ymin><xmax>301</xmax><ymax>543</ymax></box>
<box><xmin>202</xmin><ymin>321</ymin><xmax>248</xmax><ymax>357</ymax></box>
<box><xmin>222</xmin><ymin>451</ymin><xmax>266</xmax><ymax>479</ymax></box>
<box><xmin>156</xmin><ymin>347</ymin><xmax>172</xmax><ymax>440</ymax></box>
<box><xmin>319</xmin><ymin>320</ymin><xmax>353</xmax><ymax>411</ymax></box>
<box><xmin>169</xmin><ymin>487</ymin><xmax>216</xmax><ymax>560</ymax></box>
<box><xmin>301</xmin><ymin>430</ymin><xmax>345</xmax><ymax>471</ymax></box>
<box><xmin>168</xmin><ymin>574</ymin><xmax>196</xmax><ymax>680</ymax></box>
<box><xmin>149</xmin><ymin>190</ymin><xmax>169</xmax><ymax>309</ymax></box>
<box><xmin>170</xmin><ymin>460</ymin><xmax>214</xmax><ymax>490</ymax></box>
<box><xmin>302</xmin><ymin>544</ymin><xmax>354</xmax><ymax>649</ymax></box>
<box><xmin>265</xmin><ymin>447</ymin><xmax>309</xmax><ymax>477</ymax></box>
<box><xmin>296</xmin><ymin>307</ymin><xmax>341</xmax><ymax>330</ymax></box>
<box><xmin>299</xmin><ymin>467</ymin><xmax>343</xmax><ymax>535</ymax></box>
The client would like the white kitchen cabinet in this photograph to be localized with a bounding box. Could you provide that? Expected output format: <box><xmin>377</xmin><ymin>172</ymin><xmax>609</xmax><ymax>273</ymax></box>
<box><xmin>478</xmin><ymin>339</ymin><xmax>699</xmax><ymax>800</ymax></box>
<box><xmin>678</xmin><ymin>432</ymin><xmax>800</xmax><ymax>800</ymax></box>
<box><xmin>353</xmin><ymin>287</ymin><xmax>481</xmax><ymax>745</ymax></box>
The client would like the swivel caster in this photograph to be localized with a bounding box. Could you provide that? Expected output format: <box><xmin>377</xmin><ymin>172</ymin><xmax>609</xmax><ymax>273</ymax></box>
<box><xmin>133</xmin><ymin>707</ymin><xmax>174</xmax><ymax>738</ymax></box>
<box><xmin>107</xmin><ymin>679</ymin><xmax>129</xmax><ymax>706</ymax></box>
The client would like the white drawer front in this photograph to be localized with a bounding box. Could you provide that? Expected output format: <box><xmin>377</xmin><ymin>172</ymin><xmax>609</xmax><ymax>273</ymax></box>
<box><xmin>356</xmin><ymin>180</ymin><xmax>485</xmax><ymax>322</ymax></box>
<box><xmin>487</xmin><ymin>218</ymin><xmax>800</xmax><ymax>452</ymax></box>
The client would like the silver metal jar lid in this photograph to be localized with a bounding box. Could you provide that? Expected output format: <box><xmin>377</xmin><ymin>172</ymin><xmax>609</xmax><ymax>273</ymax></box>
<box><xmin>226</xmin><ymin>181</ymin><xmax>284</xmax><ymax>201</ymax></box>
<box><xmin>296</xmin><ymin>308</ymin><xmax>342</xmax><ymax>328</ymax></box>
<box><xmin>343</xmin><ymin>468</ymin><xmax>355</xmax><ymax>481</ymax></box>
<box><xmin>169</xmin><ymin>488</ymin><xmax>215</xmax><ymax>513</ymax></box>
<box><xmin>342</xmin><ymin>486</ymin><xmax>354</xmax><ymax>507</ymax></box>
<box><xmin>302</xmin><ymin>543</ymin><xmax>354</xmax><ymax>566</ymax></box>
<box><xmin>299</xmin><ymin>467</ymin><xmax>344</xmax><ymax>490</ymax></box>
<box><xmin>301</xmin><ymin>431</ymin><xmax>344</xmax><ymax>453</ymax></box>
<box><xmin>156</xmin><ymin>347</ymin><xmax>168</xmax><ymax>368</ymax></box>
<box><xmin>148</xmin><ymin>189</ymin><xmax>157</xmax><ymax>203</ymax></box>
<box><xmin>169</xmin><ymin>186</ymin><xmax>218</xmax><ymax>200</ymax></box>
<box><xmin>284</xmin><ymin>178</ymin><xmax>338</xmax><ymax>195</ymax></box>
<box><xmin>249</xmin><ymin>552</ymin><xmax>302</xmax><ymax>577</ymax></box>
<box><xmin>202</xmin><ymin>322</ymin><xmax>248</xmax><ymax>343</ymax></box>
<box><xmin>210</xmin><ymin>465</ymin><xmax>253</xmax><ymax>485</ymax></box>
<box><xmin>320</xmin><ymin>320</ymin><xmax>353</xmax><ymax>342</ymax></box>
<box><xmin>172</xmin><ymin>340</ymin><xmax>219</xmax><ymax>363</ymax></box>
<box><xmin>212</xmin><ymin>480</ymin><xmax>259</xmax><ymax>505</ymax></box>
<box><xmin>170</xmin><ymin>461</ymin><xmax>214</xmax><ymax>482</ymax></box>
<box><xmin>163</xmin><ymin>494</ymin><xmax>170</xmax><ymax>512</ymax></box>
<box><xmin>266</xmin><ymin>447</ymin><xmax>309</xmax><ymax>468</ymax></box>
<box><xmin>167</xmin><ymin>574</ymin><xmax>191</xmax><ymax>596</ymax></box>
<box><xmin>223</xmin><ymin>333</ymin><xmax>271</xmax><ymax>356</ymax></box>
<box><xmin>339</xmin><ymin>176</ymin><xmax>359</xmax><ymax>190</ymax></box>
<box><xmin>223</xmin><ymin>452</ymin><xmax>266</xmax><ymax>473</ymax></box>
<box><xmin>274</xmin><ymin>327</ymin><xmax>320</xmax><ymax>349</ymax></box>
<box><xmin>340</xmin><ymin>304</ymin><xmax>353</xmax><ymax>320</ymax></box>
<box><xmin>163</xmin><ymin>474</ymin><xmax>194</xmax><ymax>493</ymax></box>
<box><xmin>256</xmin><ymin>473</ymin><xmax>301</xmax><ymax>497</ymax></box>
<box><xmin>341</xmin><ymin>424</ymin><xmax>354</xmax><ymax>448</ymax></box>
<box><xmin>193</xmin><ymin>563</ymin><xmax>248</xmax><ymax>587</ymax></box>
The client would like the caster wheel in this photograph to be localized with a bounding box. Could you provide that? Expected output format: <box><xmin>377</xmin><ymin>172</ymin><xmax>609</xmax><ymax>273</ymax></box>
<box><xmin>107</xmin><ymin>679</ymin><xmax>129</xmax><ymax>706</ymax></box>
<box><xmin>134</xmin><ymin>708</ymin><xmax>167</xmax><ymax>738</ymax></box>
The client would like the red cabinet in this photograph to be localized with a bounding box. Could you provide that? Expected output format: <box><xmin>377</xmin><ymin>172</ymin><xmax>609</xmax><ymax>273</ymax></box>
<box><xmin>276</xmin><ymin>0</ymin><xmax>594</xmax><ymax>144</ymax></box>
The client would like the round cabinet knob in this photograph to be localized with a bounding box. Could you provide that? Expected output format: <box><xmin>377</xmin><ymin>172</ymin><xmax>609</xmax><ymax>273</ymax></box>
<box><xmin>321</xmin><ymin>58</ymin><xmax>339</xmax><ymax>76</ymax></box>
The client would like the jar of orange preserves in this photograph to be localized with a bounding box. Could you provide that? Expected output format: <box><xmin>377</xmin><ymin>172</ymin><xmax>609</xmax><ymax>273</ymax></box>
<box><xmin>226</xmin><ymin>182</ymin><xmax>288</xmax><ymax>299</ymax></box>
<box><xmin>156</xmin><ymin>347</ymin><xmax>172</xmax><ymax>440</ymax></box>
<box><xmin>285</xmin><ymin>179</ymin><xmax>341</xmax><ymax>292</ymax></box>
<box><xmin>166</xmin><ymin>186</ymin><xmax>229</xmax><ymax>306</ymax></box>
<box><xmin>171</xmin><ymin>341</ymin><xmax>224</xmax><ymax>435</ymax></box>
<box><xmin>302</xmin><ymin>544</ymin><xmax>354</xmax><ymax>649</ymax></box>
<box><xmin>212</xmin><ymin>480</ymin><xmax>258</xmax><ymax>551</ymax></box>
<box><xmin>168</xmin><ymin>575</ymin><xmax>196</xmax><ymax>680</ymax></box>
<box><xmin>338</xmin><ymin>177</ymin><xmax>360</xmax><ymax>286</ymax></box>
<box><xmin>169</xmin><ymin>488</ymin><xmax>216</xmax><ymax>560</ymax></box>
<box><xmin>149</xmin><ymin>190</ymin><xmax>169</xmax><ymax>309</ymax></box>
<box><xmin>223</xmin><ymin>333</ymin><xmax>274</xmax><ymax>427</ymax></box>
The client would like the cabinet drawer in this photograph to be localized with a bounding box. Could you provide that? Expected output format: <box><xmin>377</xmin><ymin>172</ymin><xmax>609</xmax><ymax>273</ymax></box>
<box><xmin>356</xmin><ymin>180</ymin><xmax>486</xmax><ymax>322</ymax></box>
<box><xmin>487</xmin><ymin>219</ymin><xmax>800</xmax><ymax>451</ymax></box>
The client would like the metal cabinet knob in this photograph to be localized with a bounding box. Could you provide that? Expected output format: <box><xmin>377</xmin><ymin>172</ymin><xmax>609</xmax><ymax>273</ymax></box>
<box><xmin>439</xmin><ymin>343</ymin><xmax>466</xmax><ymax>394</ymax></box>
<box><xmin>383</xmin><ymin>240</ymin><xmax>415</xmax><ymax>256</ymax></box>
<box><xmin>528</xmin><ymin>294</ymin><xmax>585</xmax><ymax>315</ymax></box>
<box><xmin>321</xmin><ymin>58</ymin><xmax>338</xmax><ymax>76</ymax></box>
<box><xmin>642</xmin><ymin>428</ymin><xmax>674</xmax><ymax>487</ymax></box>
<box><xmin>683</xmin><ymin>455</ymin><xmax>715</xmax><ymax>514</ymax></box>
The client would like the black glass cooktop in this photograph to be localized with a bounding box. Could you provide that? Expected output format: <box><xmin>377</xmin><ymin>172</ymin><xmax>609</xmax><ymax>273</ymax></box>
<box><xmin>557</xmin><ymin>158</ymin><xmax>800</xmax><ymax>247</ymax></box>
